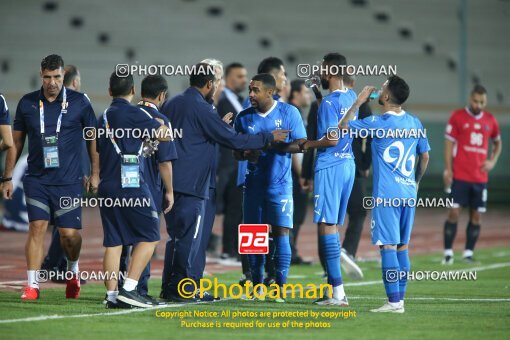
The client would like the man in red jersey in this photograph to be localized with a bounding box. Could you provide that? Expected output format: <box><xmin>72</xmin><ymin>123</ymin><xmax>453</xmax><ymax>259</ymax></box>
<box><xmin>442</xmin><ymin>85</ymin><xmax>502</xmax><ymax>264</ymax></box>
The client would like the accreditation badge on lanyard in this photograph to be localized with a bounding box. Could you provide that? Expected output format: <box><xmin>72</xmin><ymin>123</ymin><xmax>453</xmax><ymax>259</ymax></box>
<box><xmin>103</xmin><ymin>109</ymin><xmax>143</xmax><ymax>188</ymax></box>
<box><xmin>40</xmin><ymin>88</ymin><xmax>66</xmax><ymax>169</ymax></box>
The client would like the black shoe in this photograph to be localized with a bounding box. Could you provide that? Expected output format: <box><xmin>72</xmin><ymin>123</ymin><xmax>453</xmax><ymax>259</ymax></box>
<box><xmin>105</xmin><ymin>299</ymin><xmax>133</xmax><ymax>309</ymax></box>
<box><xmin>291</xmin><ymin>256</ymin><xmax>312</xmax><ymax>265</ymax></box>
<box><xmin>160</xmin><ymin>290</ymin><xmax>198</xmax><ymax>303</ymax></box>
<box><xmin>117</xmin><ymin>288</ymin><xmax>155</xmax><ymax>308</ymax></box>
<box><xmin>441</xmin><ymin>255</ymin><xmax>454</xmax><ymax>265</ymax></box>
<box><xmin>142</xmin><ymin>294</ymin><xmax>167</xmax><ymax>306</ymax></box>
<box><xmin>195</xmin><ymin>290</ymin><xmax>220</xmax><ymax>302</ymax></box>
<box><xmin>462</xmin><ymin>256</ymin><xmax>479</xmax><ymax>264</ymax></box>
<box><xmin>263</xmin><ymin>277</ymin><xmax>276</xmax><ymax>287</ymax></box>
<box><xmin>239</xmin><ymin>274</ymin><xmax>252</xmax><ymax>286</ymax></box>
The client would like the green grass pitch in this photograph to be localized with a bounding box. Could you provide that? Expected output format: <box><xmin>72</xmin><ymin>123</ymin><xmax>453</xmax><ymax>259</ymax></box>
<box><xmin>1</xmin><ymin>246</ymin><xmax>509</xmax><ymax>339</ymax></box>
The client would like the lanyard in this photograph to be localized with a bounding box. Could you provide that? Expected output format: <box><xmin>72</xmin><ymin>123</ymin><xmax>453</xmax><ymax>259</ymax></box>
<box><xmin>39</xmin><ymin>87</ymin><xmax>66</xmax><ymax>136</ymax></box>
<box><xmin>137</xmin><ymin>100</ymin><xmax>158</xmax><ymax>111</ymax></box>
<box><xmin>102</xmin><ymin>108</ymin><xmax>143</xmax><ymax>157</ymax></box>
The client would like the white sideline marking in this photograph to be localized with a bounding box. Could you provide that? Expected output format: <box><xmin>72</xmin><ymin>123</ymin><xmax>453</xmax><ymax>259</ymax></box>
<box><xmin>1</xmin><ymin>262</ymin><xmax>509</xmax><ymax>324</ymax></box>
<box><xmin>0</xmin><ymin>300</ymin><xmax>226</xmax><ymax>324</ymax></box>
<box><xmin>338</xmin><ymin>262</ymin><xmax>510</xmax><ymax>288</ymax></box>
<box><xmin>0</xmin><ymin>280</ymin><xmax>26</xmax><ymax>289</ymax></box>
<box><xmin>452</xmin><ymin>262</ymin><xmax>510</xmax><ymax>272</ymax></box>
<box><xmin>0</xmin><ymin>280</ymin><xmax>26</xmax><ymax>285</ymax></box>
<box><xmin>0</xmin><ymin>265</ymin><xmax>15</xmax><ymax>270</ymax></box>
<box><xmin>348</xmin><ymin>296</ymin><xmax>510</xmax><ymax>302</ymax></box>
<box><xmin>345</xmin><ymin>280</ymin><xmax>380</xmax><ymax>287</ymax></box>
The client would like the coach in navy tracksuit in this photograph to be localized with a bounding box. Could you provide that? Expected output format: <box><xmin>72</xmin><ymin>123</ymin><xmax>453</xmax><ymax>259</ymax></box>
<box><xmin>3</xmin><ymin>55</ymin><xmax>98</xmax><ymax>301</ymax></box>
<box><xmin>118</xmin><ymin>75</ymin><xmax>178</xmax><ymax>298</ymax></box>
<box><xmin>160</xmin><ymin>63</ymin><xmax>288</xmax><ymax>302</ymax></box>
<box><xmin>98</xmin><ymin>72</ymin><xmax>172</xmax><ymax>308</ymax></box>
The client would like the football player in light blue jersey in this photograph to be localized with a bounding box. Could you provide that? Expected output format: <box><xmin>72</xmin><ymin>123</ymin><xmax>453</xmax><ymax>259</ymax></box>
<box><xmin>237</xmin><ymin>57</ymin><xmax>288</xmax><ymax>287</ymax></box>
<box><xmin>235</xmin><ymin>73</ymin><xmax>306</xmax><ymax>301</ymax></box>
<box><xmin>339</xmin><ymin>75</ymin><xmax>430</xmax><ymax>313</ymax></box>
<box><xmin>301</xmin><ymin>53</ymin><xmax>357</xmax><ymax>306</ymax></box>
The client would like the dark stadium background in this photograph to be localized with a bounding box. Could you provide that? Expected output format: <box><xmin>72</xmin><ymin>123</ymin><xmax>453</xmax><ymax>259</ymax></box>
<box><xmin>0</xmin><ymin>0</ymin><xmax>508</xmax><ymax>204</ymax></box>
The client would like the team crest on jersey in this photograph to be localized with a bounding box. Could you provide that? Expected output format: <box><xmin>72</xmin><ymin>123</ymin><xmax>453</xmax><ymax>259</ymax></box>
<box><xmin>274</xmin><ymin>119</ymin><xmax>282</xmax><ymax>128</ymax></box>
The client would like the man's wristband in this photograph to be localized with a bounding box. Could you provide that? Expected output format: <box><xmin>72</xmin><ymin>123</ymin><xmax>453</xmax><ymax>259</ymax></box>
<box><xmin>0</xmin><ymin>177</ymin><xmax>12</xmax><ymax>183</ymax></box>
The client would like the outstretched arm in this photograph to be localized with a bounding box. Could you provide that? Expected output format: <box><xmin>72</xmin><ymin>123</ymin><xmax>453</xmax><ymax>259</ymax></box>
<box><xmin>338</xmin><ymin>86</ymin><xmax>376</xmax><ymax>129</ymax></box>
<box><xmin>269</xmin><ymin>138</ymin><xmax>308</xmax><ymax>153</ymax></box>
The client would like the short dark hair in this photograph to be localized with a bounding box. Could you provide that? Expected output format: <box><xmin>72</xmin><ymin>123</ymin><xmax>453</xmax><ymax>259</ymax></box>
<box><xmin>110</xmin><ymin>71</ymin><xmax>134</xmax><ymax>97</ymax></box>
<box><xmin>471</xmin><ymin>84</ymin><xmax>487</xmax><ymax>96</ymax></box>
<box><xmin>289</xmin><ymin>79</ymin><xmax>305</xmax><ymax>102</ymax></box>
<box><xmin>257</xmin><ymin>57</ymin><xmax>283</xmax><ymax>74</ymax></box>
<box><xmin>386</xmin><ymin>75</ymin><xmax>410</xmax><ymax>105</ymax></box>
<box><xmin>252</xmin><ymin>73</ymin><xmax>276</xmax><ymax>90</ymax></box>
<box><xmin>343</xmin><ymin>74</ymin><xmax>355</xmax><ymax>87</ymax></box>
<box><xmin>225</xmin><ymin>62</ymin><xmax>244</xmax><ymax>77</ymax></box>
<box><xmin>323</xmin><ymin>53</ymin><xmax>347</xmax><ymax>75</ymax></box>
<box><xmin>64</xmin><ymin>65</ymin><xmax>79</xmax><ymax>86</ymax></box>
<box><xmin>189</xmin><ymin>63</ymin><xmax>216</xmax><ymax>88</ymax></box>
<box><xmin>141</xmin><ymin>75</ymin><xmax>168</xmax><ymax>99</ymax></box>
<box><xmin>41</xmin><ymin>54</ymin><xmax>64</xmax><ymax>71</ymax></box>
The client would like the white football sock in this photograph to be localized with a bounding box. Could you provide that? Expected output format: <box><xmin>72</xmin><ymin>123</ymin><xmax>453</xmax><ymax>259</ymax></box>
<box><xmin>123</xmin><ymin>278</ymin><xmax>138</xmax><ymax>292</ymax></box>
<box><xmin>333</xmin><ymin>284</ymin><xmax>346</xmax><ymax>299</ymax></box>
<box><xmin>444</xmin><ymin>249</ymin><xmax>454</xmax><ymax>257</ymax></box>
<box><xmin>388</xmin><ymin>301</ymin><xmax>401</xmax><ymax>308</ymax></box>
<box><xmin>463</xmin><ymin>249</ymin><xmax>474</xmax><ymax>258</ymax></box>
<box><xmin>27</xmin><ymin>270</ymin><xmax>39</xmax><ymax>289</ymax></box>
<box><xmin>66</xmin><ymin>259</ymin><xmax>79</xmax><ymax>273</ymax></box>
<box><xmin>107</xmin><ymin>290</ymin><xmax>118</xmax><ymax>302</ymax></box>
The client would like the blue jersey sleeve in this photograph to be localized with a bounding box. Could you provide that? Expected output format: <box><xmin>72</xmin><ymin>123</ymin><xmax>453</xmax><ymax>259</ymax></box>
<box><xmin>348</xmin><ymin>115</ymin><xmax>385</xmax><ymax>131</ymax></box>
<box><xmin>234</xmin><ymin>112</ymin><xmax>249</xmax><ymax>186</ymax></box>
<box><xmin>317</xmin><ymin>99</ymin><xmax>338</xmax><ymax>139</ymax></box>
<box><xmin>416</xmin><ymin>120</ymin><xmax>431</xmax><ymax>154</ymax></box>
<box><xmin>80</xmin><ymin>95</ymin><xmax>97</xmax><ymax>129</ymax></box>
<box><xmin>157</xmin><ymin>117</ymin><xmax>178</xmax><ymax>162</ymax></box>
<box><xmin>288</xmin><ymin>106</ymin><xmax>307</xmax><ymax>141</ymax></box>
<box><xmin>13</xmin><ymin>98</ymin><xmax>26</xmax><ymax>132</ymax></box>
<box><xmin>234</xmin><ymin>113</ymin><xmax>245</xmax><ymax>134</ymax></box>
<box><xmin>198</xmin><ymin>105</ymin><xmax>272</xmax><ymax>150</ymax></box>
<box><xmin>0</xmin><ymin>95</ymin><xmax>10</xmax><ymax>125</ymax></box>
<box><xmin>134</xmin><ymin>107</ymin><xmax>162</xmax><ymax>136</ymax></box>
<box><xmin>95</xmin><ymin>115</ymin><xmax>105</xmax><ymax>153</ymax></box>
